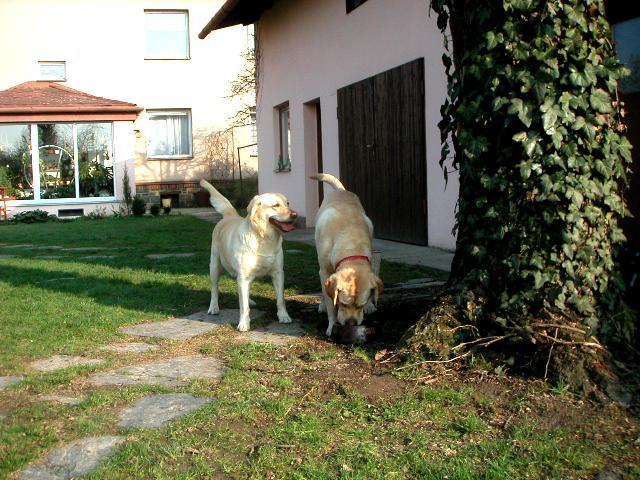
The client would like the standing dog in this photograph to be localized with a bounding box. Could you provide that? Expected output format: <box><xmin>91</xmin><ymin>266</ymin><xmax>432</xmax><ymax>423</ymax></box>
<box><xmin>200</xmin><ymin>179</ymin><xmax>297</xmax><ymax>331</ymax></box>
<box><xmin>310</xmin><ymin>173</ymin><xmax>383</xmax><ymax>336</ymax></box>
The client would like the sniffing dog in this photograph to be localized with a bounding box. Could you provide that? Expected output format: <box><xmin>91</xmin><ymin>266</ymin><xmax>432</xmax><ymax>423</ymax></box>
<box><xmin>310</xmin><ymin>173</ymin><xmax>383</xmax><ymax>336</ymax></box>
<box><xmin>200</xmin><ymin>179</ymin><xmax>297</xmax><ymax>331</ymax></box>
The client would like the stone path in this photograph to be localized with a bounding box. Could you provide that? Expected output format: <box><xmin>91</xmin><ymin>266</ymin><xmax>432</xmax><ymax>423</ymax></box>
<box><xmin>145</xmin><ymin>252</ymin><xmax>195</xmax><ymax>259</ymax></box>
<box><xmin>118</xmin><ymin>393</ymin><xmax>214</xmax><ymax>428</ymax></box>
<box><xmin>19</xmin><ymin>436</ymin><xmax>125</xmax><ymax>480</ymax></box>
<box><xmin>89</xmin><ymin>355</ymin><xmax>225</xmax><ymax>387</ymax></box>
<box><xmin>0</xmin><ymin>375</ymin><xmax>24</xmax><ymax>390</ymax></box>
<box><xmin>30</xmin><ymin>355</ymin><xmax>104</xmax><ymax>372</ymax></box>
<box><xmin>8</xmin><ymin>306</ymin><xmax>306</xmax><ymax>478</ymax></box>
<box><xmin>102</xmin><ymin>342</ymin><xmax>159</xmax><ymax>354</ymax></box>
<box><xmin>118</xmin><ymin>309</ymin><xmax>263</xmax><ymax>340</ymax></box>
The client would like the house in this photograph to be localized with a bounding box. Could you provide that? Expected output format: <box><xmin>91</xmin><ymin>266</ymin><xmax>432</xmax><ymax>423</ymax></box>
<box><xmin>0</xmin><ymin>0</ymin><xmax>256</xmax><ymax>218</ymax></box>
<box><xmin>606</xmin><ymin>1</ymin><xmax>640</xmax><ymax>249</ymax></box>
<box><xmin>200</xmin><ymin>0</ymin><xmax>458</xmax><ymax>249</ymax></box>
<box><xmin>200</xmin><ymin>0</ymin><xmax>640</xmax><ymax>252</ymax></box>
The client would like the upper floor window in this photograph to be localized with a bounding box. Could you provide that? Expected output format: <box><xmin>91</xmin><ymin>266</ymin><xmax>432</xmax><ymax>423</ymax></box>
<box><xmin>346</xmin><ymin>0</ymin><xmax>369</xmax><ymax>14</ymax></box>
<box><xmin>276</xmin><ymin>103</ymin><xmax>291</xmax><ymax>172</ymax></box>
<box><xmin>147</xmin><ymin>109</ymin><xmax>192</xmax><ymax>159</ymax></box>
<box><xmin>145</xmin><ymin>10</ymin><xmax>190</xmax><ymax>59</ymax></box>
<box><xmin>39</xmin><ymin>61</ymin><xmax>66</xmax><ymax>81</ymax></box>
<box><xmin>612</xmin><ymin>17</ymin><xmax>640</xmax><ymax>94</ymax></box>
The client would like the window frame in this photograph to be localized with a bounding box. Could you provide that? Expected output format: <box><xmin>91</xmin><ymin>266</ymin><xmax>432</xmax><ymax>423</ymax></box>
<box><xmin>38</xmin><ymin>61</ymin><xmax>66</xmax><ymax>81</ymax></box>
<box><xmin>146</xmin><ymin>109</ymin><xmax>193</xmax><ymax>160</ymax></box>
<box><xmin>144</xmin><ymin>9</ymin><xmax>190</xmax><ymax>60</ymax></box>
<box><xmin>1</xmin><ymin>122</ymin><xmax>117</xmax><ymax>206</ymax></box>
<box><xmin>275</xmin><ymin>102</ymin><xmax>291</xmax><ymax>172</ymax></box>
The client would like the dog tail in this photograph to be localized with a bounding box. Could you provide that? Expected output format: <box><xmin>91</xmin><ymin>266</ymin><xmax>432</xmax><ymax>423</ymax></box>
<box><xmin>199</xmin><ymin>179</ymin><xmax>238</xmax><ymax>217</ymax></box>
<box><xmin>309</xmin><ymin>173</ymin><xmax>346</xmax><ymax>191</ymax></box>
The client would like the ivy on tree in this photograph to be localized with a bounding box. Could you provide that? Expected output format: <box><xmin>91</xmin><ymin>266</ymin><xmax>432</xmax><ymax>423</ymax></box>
<box><xmin>404</xmin><ymin>0</ymin><xmax>634</xmax><ymax>389</ymax></box>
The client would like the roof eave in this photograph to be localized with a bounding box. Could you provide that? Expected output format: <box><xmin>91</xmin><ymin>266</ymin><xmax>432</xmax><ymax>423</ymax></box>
<box><xmin>199</xmin><ymin>0</ymin><xmax>274</xmax><ymax>39</ymax></box>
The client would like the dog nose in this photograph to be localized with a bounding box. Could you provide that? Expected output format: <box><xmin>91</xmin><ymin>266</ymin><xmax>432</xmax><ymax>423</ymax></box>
<box><xmin>289</xmin><ymin>210</ymin><xmax>298</xmax><ymax>219</ymax></box>
<box><xmin>346</xmin><ymin>318</ymin><xmax>358</xmax><ymax>326</ymax></box>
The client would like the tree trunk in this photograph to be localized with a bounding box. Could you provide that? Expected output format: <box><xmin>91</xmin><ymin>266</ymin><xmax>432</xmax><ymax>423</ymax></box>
<box><xmin>402</xmin><ymin>0</ymin><xmax>635</xmax><ymax>394</ymax></box>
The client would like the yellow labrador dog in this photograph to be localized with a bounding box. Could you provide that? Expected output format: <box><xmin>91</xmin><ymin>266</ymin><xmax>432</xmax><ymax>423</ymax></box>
<box><xmin>310</xmin><ymin>173</ymin><xmax>383</xmax><ymax>336</ymax></box>
<box><xmin>200</xmin><ymin>179</ymin><xmax>297</xmax><ymax>331</ymax></box>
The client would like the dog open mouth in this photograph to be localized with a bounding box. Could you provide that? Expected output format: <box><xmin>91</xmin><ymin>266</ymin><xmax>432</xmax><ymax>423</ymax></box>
<box><xmin>269</xmin><ymin>217</ymin><xmax>296</xmax><ymax>233</ymax></box>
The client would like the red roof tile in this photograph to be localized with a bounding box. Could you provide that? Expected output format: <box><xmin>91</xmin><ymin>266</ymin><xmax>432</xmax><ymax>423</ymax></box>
<box><xmin>0</xmin><ymin>81</ymin><xmax>143</xmax><ymax>122</ymax></box>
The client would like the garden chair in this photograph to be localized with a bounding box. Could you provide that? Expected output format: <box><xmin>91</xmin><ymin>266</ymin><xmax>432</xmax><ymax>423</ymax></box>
<box><xmin>1</xmin><ymin>187</ymin><xmax>15</xmax><ymax>222</ymax></box>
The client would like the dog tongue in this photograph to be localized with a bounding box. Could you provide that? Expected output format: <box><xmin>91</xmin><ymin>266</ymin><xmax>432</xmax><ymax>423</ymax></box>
<box><xmin>269</xmin><ymin>218</ymin><xmax>296</xmax><ymax>233</ymax></box>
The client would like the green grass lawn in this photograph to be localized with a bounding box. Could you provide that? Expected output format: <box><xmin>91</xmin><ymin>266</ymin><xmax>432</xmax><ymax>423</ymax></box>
<box><xmin>0</xmin><ymin>216</ymin><xmax>638</xmax><ymax>479</ymax></box>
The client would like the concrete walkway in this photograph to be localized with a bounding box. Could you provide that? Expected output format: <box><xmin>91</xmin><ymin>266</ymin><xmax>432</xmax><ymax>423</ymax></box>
<box><xmin>176</xmin><ymin>208</ymin><xmax>454</xmax><ymax>272</ymax></box>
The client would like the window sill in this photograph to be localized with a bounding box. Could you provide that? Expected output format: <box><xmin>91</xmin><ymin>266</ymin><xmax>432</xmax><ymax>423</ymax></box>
<box><xmin>8</xmin><ymin>197</ymin><xmax>117</xmax><ymax>207</ymax></box>
<box><xmin>147</xmin><ymin>155</ymin><xmax>193</xmax><ymax>161</ymax></box>
<box><xmin>144</xmin><ymin>57</ymin><xmax>191</xmax><ymax>61</ymax></box>
<box><xmin>274</xmin><ymin>167</ymin><xmax>291</xmax><ymax>173</ymax></box>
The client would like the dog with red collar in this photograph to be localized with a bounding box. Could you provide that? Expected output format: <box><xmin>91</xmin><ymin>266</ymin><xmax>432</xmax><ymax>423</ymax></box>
<box><xmin>311</xmin><ymin>173</ymin><xmax>384</xmax><ymax>336</ymax></box>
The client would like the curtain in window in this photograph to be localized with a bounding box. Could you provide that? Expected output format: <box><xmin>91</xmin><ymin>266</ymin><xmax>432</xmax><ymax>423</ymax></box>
<box><xmin>148</xmin><ymin>113</ymin><xmax>190</xmax><ymax>157</ymax></box>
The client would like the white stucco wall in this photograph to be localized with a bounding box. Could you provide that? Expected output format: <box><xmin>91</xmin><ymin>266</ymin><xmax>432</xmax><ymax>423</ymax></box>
<box><xmin>0</xmin><ymin>0</ymin><xmax>254</xmax><ymax>185</ymax></box>
<box><xmin>255</xmin><ymin>0</ymin><xmax>458</xmax><ymax>249</ymax></box>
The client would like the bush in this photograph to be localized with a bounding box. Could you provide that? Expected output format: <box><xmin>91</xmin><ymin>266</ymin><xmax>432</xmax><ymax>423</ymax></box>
<box><xmin>11</xmin><ymin>209</ymin><xmax>58</xmax><ymax>224</ymax></box>
<box><xmin>131</xmin><ymin>195</ymin><xmax>146</xmax><ymax>216</ymax></box>
<box><xmin>150</xmin><ymin>204</ymin><xmax>161</xmax><ymax>216</ymax></box>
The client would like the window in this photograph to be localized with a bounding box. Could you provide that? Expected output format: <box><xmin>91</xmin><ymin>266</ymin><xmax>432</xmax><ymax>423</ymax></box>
<box><xmin>145</xmin><ymin>10</ymin><xmax>189</xmax><ymax>59</ymax></box>
<box><xmin>346</xmin><ymin>0</ymin><xmax>369</xmax><ymax>14</ymax></box>
<box><xmin>0</xmin><ymin>124</ymin><xmax>33</xmax><ymax>200</ymax></box>
<box><xmin>0</xmin><ymin>122</ymin><xmax>114</xmax><ymax>202</ymax></box>
<box><xmin>147</xmin><ymin>110</ymin><xmax>192</xmax><ymax>158</ymax></box>
<box><xmin>39</xmin><ymin>61</ymin><xmax>66</xmax><ymax>81</ymax></box>
<box><xmin>276</xmin><ymin>103</ymin><xmax>291</xmax><ymax>171</ymax></box>
<box><xmin>612</xmin><ymin>17</ymin><xmax>640</xmax><ymax>93</ymax></box>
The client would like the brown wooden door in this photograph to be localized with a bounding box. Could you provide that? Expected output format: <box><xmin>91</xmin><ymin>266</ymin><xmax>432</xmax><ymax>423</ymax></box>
<box><xmin>338</xmin><ymin>58</ymin><xmax>427</xmax><ymax>245</ymax></box>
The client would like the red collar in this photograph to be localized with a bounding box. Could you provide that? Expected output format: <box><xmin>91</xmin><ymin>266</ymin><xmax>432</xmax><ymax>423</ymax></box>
<box><xmin>335</xmin><ymin>255</ymin><xmax>370</xmax><ymax>270</ymax></box>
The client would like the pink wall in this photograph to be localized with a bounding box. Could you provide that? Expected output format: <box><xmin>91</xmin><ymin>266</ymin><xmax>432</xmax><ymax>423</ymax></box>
<box><xmin>255</xmin><ymin>0</ymin><xmax>458</xmax><ymax>249</ymax></box>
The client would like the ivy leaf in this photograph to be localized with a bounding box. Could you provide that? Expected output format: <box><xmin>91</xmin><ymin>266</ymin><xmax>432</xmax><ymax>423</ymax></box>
<box><xmin>589</xmin><ymin>88</ymin><xmax>613</xmax><ymax>113</ymax></box>
<box><xmin>543</xmin><ymin>108</ymin><xmax>558</xmax><ymax>134</ymax></box>
<box><xmin>512</xmin><ymin>131</ymin><xmax>527</xmax><ymax>143</ymax></box>
<box><xmin>572</xmin><ymin>116</ymin><xmax>586</xmax><ymax>130</ymax></box>
<box><xmin>508</xmin><ymin>98</ymin><xmax>532</xmax><ymax>127</ymax></box>
<box><xmin>618</xmin><ymin>137</ymin><xmax>633</xmax><ymax>163</ymax></box>
<box><xmin>487</xmin><ymin>31</ymin><xmax>498</xmax><ymax>50</ymax></box>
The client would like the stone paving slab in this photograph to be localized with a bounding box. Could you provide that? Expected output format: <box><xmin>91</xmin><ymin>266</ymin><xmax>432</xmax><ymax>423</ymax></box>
<box><xmin>30</xmin><ymin>355</ymin><xmax>104</xmax><ymax>373</ymax></box>
<box><xmin>102</xmin><ymin>342</ymin><xmax>160</xmax><ymax>354</ymax></box>
<box><xmin>118</xmin><ymin>393</ymin><xmax>214</xmax><ymax>428</ymax></box>
<box><xmin>39</xmin><ymin>395</ymin><xmax>83</xmax><ymax>406</ymax></box>
<box><xmin>119</xmin><ymin>309</ymin><xmax>263</xmax><ymax>340</ymax></box>
<box><xmin>79</xmin><ymin>255</ymin><xmax>118</xmax><ymax>259</ymax></box>
<box><xmin>241</xmin><ymin>322</ymin><xmax>306</xmax><ymax>347</ymax></box>
<box><xmin>19</xmin><ymin>435</ymin><xmax>125</xmax><ymax>480</ymax></box>
<box><xmin>37</xmin><ymin>255</ymin><xmax>66</xmax><ymax>260</ymax></box>
<box><xmin>60</xmin><ymin>247</ymin><xmax>108</xmax><ymax>252</ymax></box>
<box><xmin>0</xmin><ymin>254</ymin><xmax>16</xmax><ymax>259</ymax></box>
<box><xmin>0</xmin><ymin>375</ymin><xmax>24</xmax><ymax>390</ymax></box>
<box><xmin>145</xmin><ymin>252</ymin><xmax>195</xmax><ymax>259</ymax></box>
<box><xmin>0</xmin><ymin>243</ymin><xmax>33</xmax><ymax>248</ymax></box>
<box><xmin>89</xmin><ymin>355</ymin><xmax>225</xmax><ymax>387</ymax></box>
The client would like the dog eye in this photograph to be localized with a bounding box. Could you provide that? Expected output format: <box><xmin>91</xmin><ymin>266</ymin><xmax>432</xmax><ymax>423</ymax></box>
<box><xmin>273</xmin><ymin>203</ymin><xmax>280</xmax><ymax>208</ymax></box>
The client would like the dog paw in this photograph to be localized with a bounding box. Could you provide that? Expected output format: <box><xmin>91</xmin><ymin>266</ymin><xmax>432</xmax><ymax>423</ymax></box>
<box><xmin>325</xmin><ymin>326</ymin><xmax>333</xmax><ymax>337</ymax></box>
<box><xmin>207</xmin><ymin>305</ymin><xmax>220</xmax><ymax>315</ymax></box>
<box><xmin>363</xmin><ymin>303</ymin><xmax>377</xmax><ymax>315</ymax></box>
<box><xmin>318</xmin><ymin>302</ymin><xmax>326</xmax><ymax>313</ymax></box>
<box><xmin>237</xmin><ymin>321</ymin><xmax>250</xmax><ymax>332</ymax></box>
<box><xmin>278</xmin><ymin>313</ymin><xmax>292</xmax><ymax>324</ymax></box>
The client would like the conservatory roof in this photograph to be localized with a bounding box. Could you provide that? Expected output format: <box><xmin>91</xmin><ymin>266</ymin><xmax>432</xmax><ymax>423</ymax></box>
<box><xmin>0</xmin><ymin>81</ymin><xmax>143</xmax><ymax>123</ymax></box>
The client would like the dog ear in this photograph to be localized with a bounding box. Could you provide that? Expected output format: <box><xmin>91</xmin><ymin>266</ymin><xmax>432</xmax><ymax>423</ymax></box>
<box><xmin>325</xmin><ymin>274</ymin><xmax>340</xmax><ymax>306</ymax></box>
<box><xmin>248</xmin><ymin>196</ymin><xmax>268</xmax><ymax>237</ymax></box>
<box><xmin>372</xmin><ymin>275</ymin><xmax>384</xmax><ymax>305</ymax></box>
